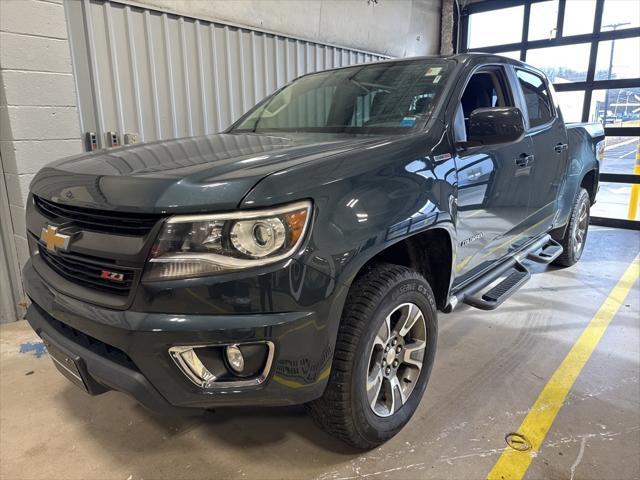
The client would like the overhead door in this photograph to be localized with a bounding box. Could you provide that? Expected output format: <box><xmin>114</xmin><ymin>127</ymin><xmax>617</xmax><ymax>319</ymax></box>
<box><xmin>65</xmin><ymin>0</ymin><xmax>388</xmax><ymax>150</ymax></box>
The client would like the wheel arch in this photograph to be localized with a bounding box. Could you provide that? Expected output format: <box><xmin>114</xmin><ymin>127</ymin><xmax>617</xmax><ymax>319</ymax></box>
<box><xmin>351</xmin><ymin>227</ymin><xmax>455</xmax><ymax>311</ymax></box>
<box><xmin>580</xmin><ymin>169</ymin><xmax>598</xmax><ymax>205</ymax></box>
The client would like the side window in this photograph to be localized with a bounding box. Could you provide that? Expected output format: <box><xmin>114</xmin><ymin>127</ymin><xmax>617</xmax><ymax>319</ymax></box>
<box><xmin>457</xmin><ymin>67</ymin><xmax>513</xmax><ymax>142</ymax></box>
<box><xmin>516</xmin><ymin>69</ymin><xmax>554</xmax><ymax>128</ymax></box>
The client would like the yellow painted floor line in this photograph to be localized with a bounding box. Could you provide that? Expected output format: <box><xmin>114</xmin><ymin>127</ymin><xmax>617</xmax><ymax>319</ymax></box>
<box><xmin>487</xmin><ymin>256</ymin><xmax>640</xmax><ymax>480</ymax></box>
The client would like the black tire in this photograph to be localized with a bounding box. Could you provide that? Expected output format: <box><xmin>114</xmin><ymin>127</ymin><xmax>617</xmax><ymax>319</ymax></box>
<box><xmin>552</xmin><ymin>187</ymin><xmax>591</xmax><ymax>267</ymax></box>
<box><xmin>306</xmin><ymin>262</ymin><xmax>438</xmax><ymax>449</ymax></box>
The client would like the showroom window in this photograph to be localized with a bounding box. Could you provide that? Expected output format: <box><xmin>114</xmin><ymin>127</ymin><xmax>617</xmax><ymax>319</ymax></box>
<box><xmin>461</xmin><ymin>0</ymin><xmax>640</xmax><ymax>229</ymax></box>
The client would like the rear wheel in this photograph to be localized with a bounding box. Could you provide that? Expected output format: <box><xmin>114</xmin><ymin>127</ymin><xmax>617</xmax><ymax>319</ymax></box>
<box><xmin>307</xmin><ymin>263</ymin><xmax>438</xmax><ymax>449</ymax></box>
<box><xmin>552</xmin><ymin>187</ymin><xmax>591</xmax><ymax>267</ymax></box>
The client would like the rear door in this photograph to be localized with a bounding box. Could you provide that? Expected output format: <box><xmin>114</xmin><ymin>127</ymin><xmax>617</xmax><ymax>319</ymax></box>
<box><xmin>453</xmin><ymin>64</ymin><xmax>536</xmax><ymax>283</ymax></box>
<box><xmin>513</xmin><ymin>68</ymin><xmax>569</xmax><ymax>236</ymax></box>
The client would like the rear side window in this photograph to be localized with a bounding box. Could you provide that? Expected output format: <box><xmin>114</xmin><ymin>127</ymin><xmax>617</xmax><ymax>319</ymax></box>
<box><xmin>516</xmin><ymin>69</ymin><xmax>554</xmax><ymax>128</ymax></box>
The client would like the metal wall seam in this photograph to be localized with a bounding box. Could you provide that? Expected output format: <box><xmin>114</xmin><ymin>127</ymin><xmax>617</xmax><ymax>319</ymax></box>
<box><xmin>284</xmin><ymin>38</ymin><xmax>291</xmax><ymax>82</ymax></box>
<box><xmin>104</xmin><ymin>2</ymin><xmax>126</xmax><ymax>138</ymax></box>
<box><xmin>262</xmin><ymin>33</ymin><xmax>269</xmax><ymax>101</ymax></box>
<box><xmin>209</xmin><ymin>23</ymin><xmax>222</xmax><ymax>132</ymax></box>
<box><xmin>162</xmin><ymin>13</ymin><xmax>179</xmax><ymax>138</ymax></box>
<box><xmin>82</xmin><ymin>0</ymin><xmax>106</xmax><ymax>148</ymax></box>
<box><xmin>274</xmin><ymin>35</ymin><xmax>281</xmax><ymax>88</ymax></box>
<box><xmin>250</xmin><ymin>31</ymin><xmax>259</xmax><ymax>107</ymax></box>
<box><xmin>143</xmin><ymin>10</ymin><xmax>162</xmax><ymax>139</ymax></box>
<box><xmin>224</xmin><ymin>26</ymin><xmax>235</xmax><ymax>122</ymax></box>
<box><xmin>178</xmin><ymin>17</ymin><xmax>194</xmax><ymax>136</ymax></box>
<box><xmin>314</xmin><ymin>45</ymin><xmax>322</xmax><ymax>70</ymax></box>
<box><xmin>238</xmin><ymin>29</ymin><xmax>247</xmax><ymax>114</ymax></box>
<box><xmin>124</xmin><ymin>5</ymin><xmax>145</xmax><ymax>141</ymax></box>
<box><xmin>195</xmin><ymin>21</ymin><xmax>210</xmax><ymax>135</ymax></box>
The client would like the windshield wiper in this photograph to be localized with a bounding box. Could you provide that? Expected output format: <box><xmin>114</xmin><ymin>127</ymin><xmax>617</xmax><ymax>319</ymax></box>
<box><xmin>349</xmin><ymin>78</ymin><xmax>373</xmax><ymax>95</ymax></box>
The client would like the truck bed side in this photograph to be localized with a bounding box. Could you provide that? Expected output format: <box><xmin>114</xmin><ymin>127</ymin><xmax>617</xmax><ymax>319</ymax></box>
<box><xmin>554</xmin><ymin>122</ymin><xmax>604</xmax><ymax>229</ymax></box>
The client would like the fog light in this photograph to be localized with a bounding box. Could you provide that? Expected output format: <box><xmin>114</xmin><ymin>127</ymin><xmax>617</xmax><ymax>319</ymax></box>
<box><xmin>169</xmin><ymin>342</ymin><xmax>274</xmax><ymax>389</ymax></box>
<box><xmin>225</xmin><ymin>345</ymin><xmax>245</xmax><ymax>374</ymax></box>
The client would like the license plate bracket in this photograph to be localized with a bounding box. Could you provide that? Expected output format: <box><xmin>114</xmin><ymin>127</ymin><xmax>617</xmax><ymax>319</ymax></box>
<box><xmin>42</xmin><ymin>335</ymin><xmax>90</xmax><ymax>393</ymax></box>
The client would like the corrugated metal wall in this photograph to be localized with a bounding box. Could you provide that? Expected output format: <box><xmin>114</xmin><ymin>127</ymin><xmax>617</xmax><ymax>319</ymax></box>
<box><xmin>66</xmin><ymin>0</ymin><xmax>388</xmax><ymax>149</ymax></box>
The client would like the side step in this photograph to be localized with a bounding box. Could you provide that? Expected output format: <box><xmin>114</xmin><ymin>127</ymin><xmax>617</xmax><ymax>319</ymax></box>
<box><xmin>449</xmin><ymin>234</ymin><xmax>561</xmax><ymax>312</ymax></box>
<box><xmin>462</xmin><ymin>261</ymin><xmax>531</xmax><ymax>310</ymax></box>
<box><xmin>527</xmin><ymin>237</ymin><xmax>563</xmax><ymax>264</ymax></box>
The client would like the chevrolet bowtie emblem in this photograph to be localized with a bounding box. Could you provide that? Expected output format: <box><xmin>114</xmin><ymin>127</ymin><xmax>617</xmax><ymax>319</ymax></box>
<box><xmin>40</xmin><ymin>225</ymin><xmax>71</xmax><ymax>252</ymax></box>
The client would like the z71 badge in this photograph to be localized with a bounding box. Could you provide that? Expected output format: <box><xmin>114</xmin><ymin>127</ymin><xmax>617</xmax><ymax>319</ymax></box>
<box><xmin>100</xmin><ymin>270</ymin><xmax>125</xmax><ymax>282</ymax></box>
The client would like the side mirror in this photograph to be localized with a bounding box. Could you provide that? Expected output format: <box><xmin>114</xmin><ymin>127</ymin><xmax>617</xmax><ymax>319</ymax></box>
<box><xmin>466</xmin><ymin>107</ymin><xmax>525</xmax><ymax>146</ymax></box>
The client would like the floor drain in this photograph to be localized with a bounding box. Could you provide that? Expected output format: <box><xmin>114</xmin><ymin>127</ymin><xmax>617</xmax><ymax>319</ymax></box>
<box><xmin>505</xmin><ymin>432</ymin><xmax>531</xmax><ymax>451</ymax></box>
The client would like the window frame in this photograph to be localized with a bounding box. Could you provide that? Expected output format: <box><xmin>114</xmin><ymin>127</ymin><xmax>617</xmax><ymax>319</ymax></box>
<box><xmin>460</xmin><ymin>0</ymin><xmax>640</xmax><ymax>229</ymax></box>
<box><xmin>515</xmin><ymin>67</ymin><xmax>557</xmax><ymax>130</ymax></box>
<box><xmin>451</xmin><ymin>63</ymin><xmax>517</xmax><ymax>145</ymax></box>
<box><xmin>461</xmin><ymin>0</ymin><xmax>640</xmax><ymax>123</ymax></box>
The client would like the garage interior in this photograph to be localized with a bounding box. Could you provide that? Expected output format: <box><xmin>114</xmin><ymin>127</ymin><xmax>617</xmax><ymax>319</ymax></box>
<box><xmin>1</xmin><ymin>0</ymin><xmax>638</xmax><ymax>479</ymax></box>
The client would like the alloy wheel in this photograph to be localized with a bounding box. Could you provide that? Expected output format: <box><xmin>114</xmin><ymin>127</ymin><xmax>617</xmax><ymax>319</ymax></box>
<box><xmin>574</xmin><ymin>200</ymin><xmax>589</xmax><ymax>256</ymax></box>
<box><xmin>366</xmin><ymin>302</ymin><xmax>427</xmax><ymax>418</ymax></box>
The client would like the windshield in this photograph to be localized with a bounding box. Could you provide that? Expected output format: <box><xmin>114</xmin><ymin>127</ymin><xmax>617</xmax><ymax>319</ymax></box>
<box><xmin>232</xmin><ymin>59</ymin><xmax>453</xmax><ymax>135</ymax></box>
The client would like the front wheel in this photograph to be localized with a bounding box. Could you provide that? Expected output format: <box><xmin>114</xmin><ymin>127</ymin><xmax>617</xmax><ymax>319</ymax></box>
<box><xmin>552</xmin><ymin>187</ymin><xmax>591</xmax><ymax>267</ymax></box>
<box><xmin>307</xmin><ymin>263</ymin><xmax>438</xmax><ymax>449</ymax></box>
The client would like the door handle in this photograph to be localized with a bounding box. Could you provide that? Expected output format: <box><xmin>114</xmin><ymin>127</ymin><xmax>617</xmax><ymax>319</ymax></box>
<box><xmin>554</xmin><ymin>143</ymin><xmax>568</xmax><ymax>153</ymax></box>
<box><xmin>515</xmin><ymin>154</ymin><xmax>535</xmax><ymax>167</ymax></box>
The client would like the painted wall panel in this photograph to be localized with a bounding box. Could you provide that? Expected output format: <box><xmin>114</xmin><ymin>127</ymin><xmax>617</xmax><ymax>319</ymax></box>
<box><xmin>67</xmin><ymin>0</ymin><xmax>388</xmax><ymax>149</ymax></box>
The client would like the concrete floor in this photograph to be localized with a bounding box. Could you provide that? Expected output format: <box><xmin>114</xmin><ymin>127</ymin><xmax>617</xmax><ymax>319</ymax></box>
<box><xmin>1</xmin><ymin>226</ymin><xmax>638</xmax><ymax>480</ymax></box>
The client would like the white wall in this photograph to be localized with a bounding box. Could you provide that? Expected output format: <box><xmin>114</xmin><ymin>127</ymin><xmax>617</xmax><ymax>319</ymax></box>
<box><xmin>131</xmin><ymin>0</ymin><xmax>442</xmax><ymax>57</ymax></box>
<box><xmin>0</xmin><ymin>0</ymin><xmax>84</xmax><ymax>320</ymax></box>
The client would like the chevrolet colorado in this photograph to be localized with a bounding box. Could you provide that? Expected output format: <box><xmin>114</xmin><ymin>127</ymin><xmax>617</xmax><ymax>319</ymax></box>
<box><xmin>23</xmin><ymin>54</ymin><xmax>604</xmax><ymax>448</ymax></box>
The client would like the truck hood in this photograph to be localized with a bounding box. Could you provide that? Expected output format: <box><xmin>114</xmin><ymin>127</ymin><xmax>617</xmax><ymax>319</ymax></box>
<box><xmin>30</xmin><ymin>132</ymin><xmax>387</xmax><ymax>213</ymax></box>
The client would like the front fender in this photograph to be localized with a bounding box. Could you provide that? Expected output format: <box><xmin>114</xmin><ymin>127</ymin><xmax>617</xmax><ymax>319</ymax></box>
<box><xmin>239</xmin><ymin>134</ymin><xmax>458</xmax><ymax>289</ymax></box>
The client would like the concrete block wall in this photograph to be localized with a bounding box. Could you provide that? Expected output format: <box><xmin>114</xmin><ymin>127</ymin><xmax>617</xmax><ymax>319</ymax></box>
<box><xmin>0</xmin><ymin>0</ymin><xmax>83</xmax><ymax>260</ymax></box>
<box><xmin>0</xmin><ymin>0</ymin><xmax>83</xmax><ymax>320</ymax></box>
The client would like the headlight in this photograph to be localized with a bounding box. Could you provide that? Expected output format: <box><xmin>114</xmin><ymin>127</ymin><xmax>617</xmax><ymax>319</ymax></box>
<box><xmin>145</xmin><ymin>200</ymin><xmax>311</xmax><ymax>280</ymax></box>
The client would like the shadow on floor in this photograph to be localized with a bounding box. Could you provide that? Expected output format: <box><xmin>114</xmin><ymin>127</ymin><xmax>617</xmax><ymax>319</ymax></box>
<box><xmin>57</xmin><ymin>384</ymin><xmax>362</xmax><ymax>458</ymax></box>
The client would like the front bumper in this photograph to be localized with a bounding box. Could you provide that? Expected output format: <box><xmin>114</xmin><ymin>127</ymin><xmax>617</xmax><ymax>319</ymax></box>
<box><xmin>23</xmin><ymin>261</ymin><xmax>347</xmax><ymax>412</ymax></box>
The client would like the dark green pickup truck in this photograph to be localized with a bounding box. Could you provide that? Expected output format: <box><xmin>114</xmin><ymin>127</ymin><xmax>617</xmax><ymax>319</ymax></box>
<box><xmin>24</xmin><ymin>53</ymin><xmax>603</xmax><ymax>448</ymax></box>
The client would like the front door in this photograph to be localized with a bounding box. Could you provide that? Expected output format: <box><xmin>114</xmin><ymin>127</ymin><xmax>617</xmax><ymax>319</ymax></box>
<box><xmin>453</xmin><ymin>66</ymin><xmax>536</xmax><ymax>283</ymax></box>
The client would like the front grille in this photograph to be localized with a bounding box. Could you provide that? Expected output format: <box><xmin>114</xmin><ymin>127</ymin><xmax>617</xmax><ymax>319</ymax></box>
<box><xmin>33</xmin><ymin>302</ymin><xmax>138</xmax><ymax>371</ymax></box>
<box><xmin>37</xmin><ymin>240</ymin><xmax>135</xmax><ymax>296</ymax></box>
<box><xmin>34</xmin><ymin>195</ymin><xmax>161</xmax><ymax>236</ymax></box>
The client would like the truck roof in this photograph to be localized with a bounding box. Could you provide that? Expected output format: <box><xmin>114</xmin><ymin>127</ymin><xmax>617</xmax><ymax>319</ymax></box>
<box><xmin>365</xmin><ymin>52</ymin><xmax>529</xmax><ymax>67</ymax></box>
<box><xmin>308</xmin><ymin>52</ymin><xmax>546</xmax><ymax>82</ymax></box>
